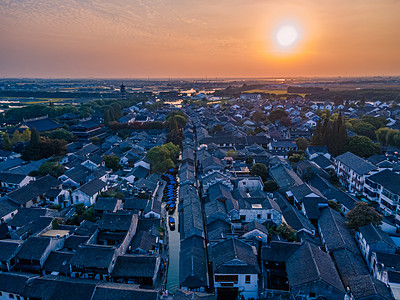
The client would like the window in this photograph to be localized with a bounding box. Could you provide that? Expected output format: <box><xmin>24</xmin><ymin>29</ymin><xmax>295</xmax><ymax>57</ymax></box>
<box><xmin>245</xmin><ymin>275</ymin><xmax>251</xmax><ymax>284</ymax></box>
<box><xmin>240</xmin><ymin>215</ymin><xmax>246</xmax><ymax>221</ymax></box>
<box><xmin>267</xmin><ymin>213</ymin><xmax>271</xmax><ymax>220</ymax></box>
<box><xmin>9</xmin><ymin>294</ymin><xmax>15</xmax><ymax>299</ymax></box>
<box><xmin>309</xmin><ymin>292</ymin><xmax>316</xmax><ymax>298</ymax></box>
<box><xmin>215</xmin><ymin>275</ymin><xmax>238</xmax><ymax>283</ymax></box>
<box><xmin>257</xmin><ymin>214</ymin><xmax>261</xmax><ymax>219</ymax></box>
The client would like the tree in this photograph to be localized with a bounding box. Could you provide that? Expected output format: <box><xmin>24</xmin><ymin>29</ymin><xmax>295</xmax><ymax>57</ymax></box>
<box><xmin>264</xmin><ymin>180</ymin><xmax>279</xmax><ymax>192</ymax></box>
<box><xmin>345</xmin><ymin>136</ymin><xmax>380</xmax><ymax>158</ymax></box>
<box><xmin>352</xmin><ymin>122</ymin><xmax>376</xmax><ymax>140</ymax></box>
<box><xmin>2</xmin><ymin>133</ymin><xmax>12</xmax><ymax>151</ymax></box>
<box><xmin>167</xmin><ymin>117</ymin><xmax>184</xmax><ymax>147</ymax></box>
<box><xmin>346</xmin><ymin>202</ymin><xmax>383</xmax><ymax>230</ymax></box>
<box><xmin>45</xmin><ymin>129</ymin><xmax>75</xmax><ymax>143</ymax></box>
<box><xmin>225</xmin><ymin>149</ymin><xmax>238</xmax><ymax>159</ymax></box>
<box><xmin>51</xmin><ymin>219</ymin><xmax>59</xmax><ymax>229</ymax></box>
<box><xmin>83</xmin><ymin>206</ymin><xmax>96</xmax><ymax>222</ymax></box>
<box><xmin>279</xmin><ymin>116</ymin><xmax>292</xmax><ymax>127</ymax></box>
<box><xmin>75</xmin><ymin>203</ymin><xmax>85</xmax><ymax>215</ymax></box>
<box><xmin>310</xmin><ymin>120</ymin><xmax>323</xmax><ymax>145</ymax></box>
<box><xmin>268</xmin><ymin>109</ymin><xmax>288</xmax><ymax>123</ymax></box>
<box><xmin>251</xmin><ymin>111</ymin><xmax>266</xmax><ymax>123</ymax></box>
<box><xmin>30</xmin><ymin>128</ymin><xmax>41</xmax><ymax>149</ymax></box>
<box><xmin>212</xmin><ymin>124</ymin><xmax>223</xmax><ymax>133</ymax></box>
<box><xmin>36</xmin><ymin>161</ymin><xmax>66</xmax><ymax>177</ymax></box>
<box><xmin>334</xmin><ymin>95</ymin><xmax>344</xmax><ymax>106</ymax></box>
<box><xmin>376</xmin><ymin>127</ymin><xmax>400</xmax><ymax>147</ymax></box>
<box><xmin>11</xmin><ymin>130</ymin><xmax>21</xmax><ymax>145</ymax></box>
<box><xmin>146</xmin><ymin>143</ymin><xmax>179</xmax><ymax>173</ymax></box>
<box><xmin>288</xmin><ymin>153</ymin><xmax>305</xmax><ymax>163</ymax></box>
<box><xmin>310</xmin><ymin>113</ymin><xmax>347</xmax><ymax>156</ymax></box>
<box><xmin>359</xmin><ymin>96</ymin><xmax>366</xmax><ymax>107</ymax></box>
<box><xmin>250</xmin><ymin>163</ymin><xmax>268</xmax><ymax>181</ymax></box>
<box><xmin>276</xmin><ymin>222</ymin><xmax>298</xmax><ymax>242</ymax></box>
<box><xmin>104</xmin><ymin>108</ymin><xmax>112</xmax><ymax>125</ymax></box>
<box><xmin>163</xmin><ymin>142</ymin><xmax>180</xmax><ymax>162</ymax></box>
<box><xmin>104</xmin><ymin>154</ymin><xmax>121</xmax><ymax>171</ymax></box>
<box><xmin>166</xmin><ymin>112</ymin><xmax>187</xmax><ymax>129</ymax></box>
<box><xmin>21</xmin><ymin>128</ymin><xmax>31</xmax><ymax>141</ymax></box>
<box><xmin>328</xmin><ymin>200</ymin><xmax>341</xmax><ymax>212</ymax></box>
<box><xmin>22</xmin><ymin>128</ymin><xmax>41</xmax><ymax>160</ymax></box>
<box><xmin>174</xmin><ymin>114</ymin><xmax>187</xmax><ymax>129</ymax></box>
<box><xmin>295</xmin><ymin>137</ymin><xmax>308</xmax><ymax>151</ymax></box>
<box><xmin>39</xmin><ymin>138</ymin><xmax>67</xmax><ymax>158</ymax></box>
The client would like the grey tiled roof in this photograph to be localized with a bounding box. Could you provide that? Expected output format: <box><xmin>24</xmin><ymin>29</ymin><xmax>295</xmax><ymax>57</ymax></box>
<box><xmin>209</xmin><ymin>238</ymin><xmax>260</xmax><ymax>274</ymax></box>
<box><xmin>111</xmin><ymin>255</ymin><xmax>159</xmax><ymax>278</ymax></box>
<box><xmin>78</xmin><ymin>178</ymin><xmax>106</xmax><ymax>197</ymax></box>
<box><xmin>92</xmin><ymin>283</ymin><xmax>159</xmax><ymax>300</ymax></box>
<box><xmin>367</xmin><ymin>169</ymin><xmax>400</xmax><ymax>195</ymax></box>
<box><xmin>261</xmin><ymin>241</ymin><xmax>302</xmax><ymax>262</ymax></box>
<box><xmin>70</xmin><ymin>245</ymin><xmax>115</xmax><ymax>269</ymax></box>
<box><xmin>180</xmin><ymin>235</ymin><xmax>208</xmax><ymax>289</ymax></box>
<box><xmin>43</xmin><ymin>251</ymin><xmax>73</xmax><ymax>274</ymax></box>
<box><xmin>335</xmin><ymin>152</ymin><xmax>376</xmax><ymax>175</ymax></box>
<box><xmin>0</xmin><ymin>239</ymin><xmax>22</xmax><ymax>261</ymax></box>
<box><xmin>319</xmin><ymin>207</ymin><xmax>360</xmax><ymax>253</ymax></box>
<box><xmin>0</xmin><ymin>272</ymin><xmax>37</xmax><ymax>295</ymax></box>
<box><xmin>286</xmin><ymin>243</ymin><xmax>345</xmax><ymax>293</ymax></box>
<box><xmin>16</xmin><ymin>236</ymin><xmax>51</xmax><ymax>261</ymax></box>
<box><xmin>359</xmin><ymin>223</ymin><xmax>396</xmax><ymax>247</ymax></box>
<box><xmin>347</xmin><ymin>275</ymin><xmax>394</xmax><ymax>300</ymax></box>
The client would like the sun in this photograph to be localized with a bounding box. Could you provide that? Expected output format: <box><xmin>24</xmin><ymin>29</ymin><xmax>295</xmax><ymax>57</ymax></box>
<box><xmin>275</xmin><ymin>25</ymin><xmax>299</xmax><ymax>48</ymax></box>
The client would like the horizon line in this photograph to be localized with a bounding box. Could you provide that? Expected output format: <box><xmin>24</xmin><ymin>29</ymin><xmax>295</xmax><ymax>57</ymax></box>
<box><xmin>1</xmin><ymin>75</ymin><xmax>400</xmax><ymax>81</ymax></box>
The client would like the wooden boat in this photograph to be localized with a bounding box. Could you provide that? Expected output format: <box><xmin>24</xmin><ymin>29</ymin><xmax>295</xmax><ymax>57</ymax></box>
<box><xmin>169</xmin><ymin>217</ymin><xmax>175</xmax><ymax>230</ymax></box>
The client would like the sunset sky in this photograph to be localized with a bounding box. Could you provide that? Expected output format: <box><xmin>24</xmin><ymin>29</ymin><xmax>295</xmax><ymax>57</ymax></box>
<box><xmin>1</xmin><ymin>0</ymin><xmax>400</xmax><ymax>78</ymax></box>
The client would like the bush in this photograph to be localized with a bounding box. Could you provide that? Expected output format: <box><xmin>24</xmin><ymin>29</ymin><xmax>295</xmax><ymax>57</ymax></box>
<box><xmin>346</xmin><ymin>202</ymin><xmax>383</xmax><ymax>230</ymax></box>
<box><xmin>264</xmin><ymin>180</ymin><xmax>279</xmax><ymax>192</ymax></box>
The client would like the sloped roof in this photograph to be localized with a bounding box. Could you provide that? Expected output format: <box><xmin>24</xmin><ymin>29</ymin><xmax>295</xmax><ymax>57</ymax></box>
<box><xmin>98</xmin><ymin>211</ymin><xmax>137</xmax><ymax>232</ymax></box>
<box><xmin>210</xmin><ymin>238</ymin><xmax>260</xmax><ymax>274</ymax></box>
<box><xmin>23</xmin><ymin>117</ymin><xmax>61</xmax><ymax>132</ymax></box>
<box><xmin>92</xmin><ymin>283</ymin><xmax>159</xmax><ymax>300</ymax></box>
<box><xmin>335</xmin><ymin>152</ymin><xmax>376</xmax><ymax>175</ymax></box>
<box><xmin>16</xmin><ymin>236</ymin><xmax>51</xmax><ymax>261</ymax></box>
<box><xmin>0</xmin><ymin>239</ymin><xmax>22</xmax><ymax>261</ymax></box>
<box><xmin>347</xmin><ymin>275</ymin><xmax>393</xmax><ymax>300</ymax></box>
<box><xmin>0</xmin><ymin>272</ymin><xmax>37</xmax><ymax>295</ymax></box>
<box><xmin>77</xmin><ymin>178</ymin><xmax>106</xmax><ymax>197</ymax></box>
<box><xmin>359</xmin><ymin>223</ymin><xmax>396</xmax><ymax>247</ymax></box>
<box><xmin>7</xmin><ymin>175</ymin><xmax>60</xmax><ymax>205</ymax></box>
<box><xmin>286</xmin><ymin>243</ymin><xmax>345</xmax><ymax>293</ymax></box>
<box><xmin>269</xmin><ymin>164</ymin><xmax>303</xmax><ymax>190</ymax></box>
<box><xmin>319</xmin><ymin>207</ymin><xmax>359</xmax><ymax>253</ymax></box>
<box><xmin>43</xmin><ymin>251</ymin><xmax>74</xmax><ymax>274</ymax></box>
<box><xmin>180</xmin><ymin>235</ymin><xmax>209</xmax><ymax>289</ymax></box>
<box><xmin>70</xmin><ymin>245</ymin><xmax>115</xmax><ymax>269</ymax></box>
<box><xmin>367</xmin><ymin>169</ymin><xmax>400</xmax><ymax>195</ymax></box>
<box><xmin>112</xmin><ymin>255</ymin><xmax>159</xmax><ymax>278</ymax></box>
<box><xmin>0</xmin><ymin>172</ymin><xmax>29</xmax><ymax>184</ymax></box>
<box><xmin>261</xmin><ymin>241</ymin><xmax>302</xmax><ymax>262</ymax></box>
<box><xmin>94</xmin><ymin>198</ymin><xmax>119</xmax><ymax>212</ymax></box>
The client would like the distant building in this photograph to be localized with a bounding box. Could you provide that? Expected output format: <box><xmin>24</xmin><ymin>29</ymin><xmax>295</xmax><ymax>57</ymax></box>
<box><xmin>19</xmin><ymin>115</ymin><xmax>62</xmax><ymax>132</ymax></box>
<box><xmin>120</xmin><ymin>83</ymin><xmax>127</xmax><ymax>100</ymax></box>
<box><xmin>70</xmin><ymin>119</ymin><xmax>104</xmax><ymax>141</ymax></box>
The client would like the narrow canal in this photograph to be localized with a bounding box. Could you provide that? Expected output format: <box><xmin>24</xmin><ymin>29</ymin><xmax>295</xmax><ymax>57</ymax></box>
<box><xmin>165</xmin><ymin>202</ymin><xmax>180</xmax><ymax>293</ymax></box>
<box><xmin>164</xmin><ymin>171</ymin><xmax>180</xmax><ymax>295</ymax></box>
